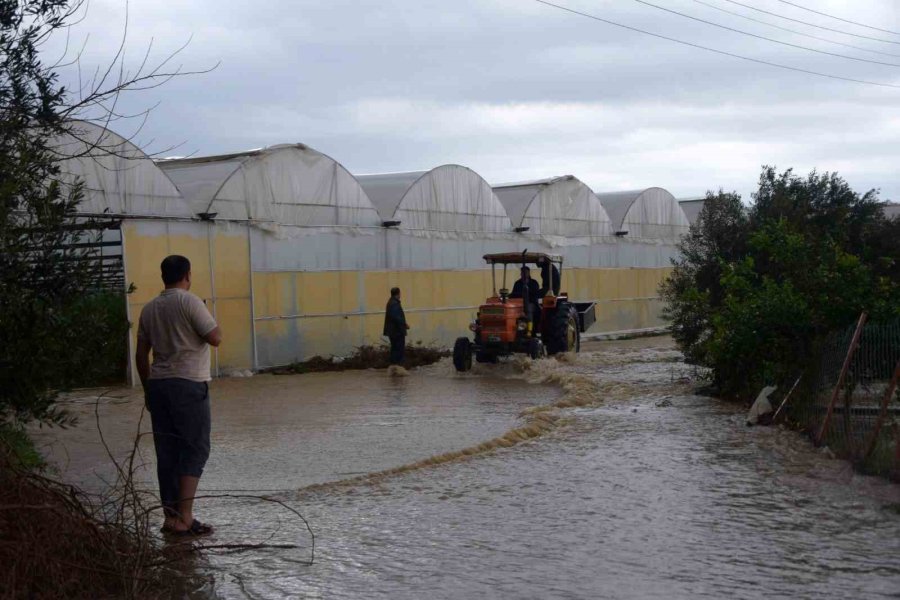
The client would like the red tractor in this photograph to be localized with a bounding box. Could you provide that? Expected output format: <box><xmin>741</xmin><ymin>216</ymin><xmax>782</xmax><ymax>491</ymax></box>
<box><xmin>453</xmin><ymin>251</ymin><xmax>596</xmax><ymax>371</ymax></box>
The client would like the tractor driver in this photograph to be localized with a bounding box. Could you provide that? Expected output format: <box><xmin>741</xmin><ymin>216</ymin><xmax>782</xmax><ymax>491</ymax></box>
<box><xmin>536</xmin><ymin>256</ymin><xmax>560</xmax><ymax>297</ymax></box>
<box><xmin>510</xmin><ymin>266</ymin><xmax>541</xmax><ymax>326</ymax></box>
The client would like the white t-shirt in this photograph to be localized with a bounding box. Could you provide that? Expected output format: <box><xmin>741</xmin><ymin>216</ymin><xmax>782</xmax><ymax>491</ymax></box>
<box><xmin>137</xmin><ymin>288</ymin><xmax>218</xmax><ymax>382</ymax></box>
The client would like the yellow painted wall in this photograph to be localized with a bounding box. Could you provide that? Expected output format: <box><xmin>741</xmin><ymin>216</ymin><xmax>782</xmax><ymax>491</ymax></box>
<box><xmin>251</xmin><ymin>266</ymin><xmax>673</xmax><ymax>367</ymax></box>
<box><xmin>123</xmin><ymin>219</ymin><xmax>673</xmax><ymax>375</ymax></box>
<box><xmin>123</xmin><ymin>222</ymin><xmax>254</xmax><ymax>382</ymax></box>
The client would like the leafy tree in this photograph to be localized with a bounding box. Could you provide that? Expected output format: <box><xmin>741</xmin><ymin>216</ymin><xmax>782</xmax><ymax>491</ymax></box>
<box><xmin>662</xmin><ymin>167</ymin><xmax>900</xmax><ymax>398</ymax></box>
<box><xmin>0</xmin><ymin>1</ymin><xmax>199</xmax><ymax>428</ymax></box>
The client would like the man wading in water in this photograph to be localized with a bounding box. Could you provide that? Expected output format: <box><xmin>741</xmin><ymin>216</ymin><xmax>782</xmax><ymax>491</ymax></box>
<box><xmin>135</xmin><ymin>255</ymin><xmax>222</xmax><ymax>537</ymax></box>
<box><xmin>384</xmin><ymin>287</ymin><xmax>410</xmax><ymax>365</ymax></box>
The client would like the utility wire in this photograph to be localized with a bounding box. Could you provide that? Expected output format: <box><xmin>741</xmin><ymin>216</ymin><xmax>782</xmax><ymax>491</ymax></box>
<box><xmin>775</xmin><ymin>0</ymin><xmax>900</xmax><ymax>37</ymax></box>
<box><xmin>531</xmin><ymin>0</ymin><xmax>900</xmax><ymax>89</ymax></box>
<box><xmin>630</xmin><ymin>0</ymin><xmax>900</xmax><ymax>67</ymax></box>
<box><xmin>691</xmin><ymin>0</ymin><xmax>900</xmax><ymax>59</ymax></box>
<box><xmin>721</xmin><ymin>0</ymin><xmax>900</xmax><ymax>46</ymax></box>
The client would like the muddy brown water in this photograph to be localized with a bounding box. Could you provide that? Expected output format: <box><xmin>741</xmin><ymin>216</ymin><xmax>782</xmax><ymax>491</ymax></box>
<box><xmin>33</xmin><ymin>337</ymin><xmax>900</xmax><ymax>599</ymax></box>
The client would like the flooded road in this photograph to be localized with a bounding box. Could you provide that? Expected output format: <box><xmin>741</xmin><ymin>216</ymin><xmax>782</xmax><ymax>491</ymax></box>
<box><xmin>36</xmin><ymin>338</ymin><xmax>900</xmax><ymax>599</ymax></box>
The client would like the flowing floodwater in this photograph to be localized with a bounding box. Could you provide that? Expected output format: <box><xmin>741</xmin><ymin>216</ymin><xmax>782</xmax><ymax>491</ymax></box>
<box><xmin>36</xmin><ymin>338</ymin><xmax>900</xmax><ymax>599</ymax></box>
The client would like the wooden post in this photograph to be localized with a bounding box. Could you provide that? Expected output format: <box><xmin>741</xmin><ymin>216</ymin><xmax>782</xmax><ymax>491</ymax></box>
<box><xmin>862</xmin><ymin>359</ymin><xmax>900</xmax><ymax>460</ymax></box>
<box><xmin>816</xmin><ymin>312</ymin><xmax>867</xmax><ymax>446</ymax></box>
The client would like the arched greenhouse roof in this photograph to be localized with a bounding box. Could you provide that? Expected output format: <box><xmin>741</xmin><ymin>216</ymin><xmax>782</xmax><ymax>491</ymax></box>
<box><xmin>51</xmin><ymin>121</ymin><xmax>192</xmax><ymax>218</ymax></box>
<box><xmin>157</xmin><ymin>144</ymin><xmax>381</xmax><ymax>227</ymax></box>
<box><xmin>595</xmin><ymin>187</ymin><xmax>690</xmax><ymax>239</ymax></box>
<box><xmin>356</xmin><ymin>165</ymin><xmax>512</xmax><ymax>232</ymax></box>
<box><xmin>678</xmin><ymin>197</ymin><xmax>705</xmax><ymax>227</ymax></box>
<box><xmin>493</xmin><ymin>175</ymin><xmax>612</xmax><ymax>237</ymax></box>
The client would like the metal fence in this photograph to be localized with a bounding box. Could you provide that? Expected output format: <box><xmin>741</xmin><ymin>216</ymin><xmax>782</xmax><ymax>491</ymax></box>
<box><xmin>786</xmin><ymin>315</ymin><xmax>900</xmax><ymax>481</ymax></box>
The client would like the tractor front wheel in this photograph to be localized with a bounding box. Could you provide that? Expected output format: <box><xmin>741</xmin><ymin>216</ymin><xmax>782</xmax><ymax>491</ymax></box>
<box><xmin>528</xmin><ymin>338</ymin><xmax>545</xmax><ymax>360</ymax></box>
<box><xmin>453</xmin><ymin>337</ymin><xmax>473</xmax><ymax>372</ymax></box>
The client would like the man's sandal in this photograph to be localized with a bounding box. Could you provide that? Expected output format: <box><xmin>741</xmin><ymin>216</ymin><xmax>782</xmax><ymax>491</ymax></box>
<box><xmin>169</xmin><ymin>519</ymin><xmax>214</xmax><ymax>537</ymax></box>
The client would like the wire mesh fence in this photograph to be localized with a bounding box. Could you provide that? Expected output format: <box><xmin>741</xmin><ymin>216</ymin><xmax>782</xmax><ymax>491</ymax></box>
<box><xmin>787</xmin><ymin>315</ymin><xmax>900</xmax><ymax>481</ymax></box>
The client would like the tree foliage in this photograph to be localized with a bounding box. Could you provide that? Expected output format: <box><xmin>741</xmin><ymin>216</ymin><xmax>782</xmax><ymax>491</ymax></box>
<box><xmin>662</xmin><ymin>167</ymin><xmax>900</xmax><ymax>399</ymax></box>
<box><xmin>1</xmin><ymin>1</ymin><xmax>198</xmax><ymax>427</ymax></box>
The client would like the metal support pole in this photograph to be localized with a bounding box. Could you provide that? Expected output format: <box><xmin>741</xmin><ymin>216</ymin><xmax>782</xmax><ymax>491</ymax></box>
<box><xmin>816</xmin><ymin>312</ymin><xmax>867</xmax><ymax>445</ymax></box>
<box><xmin>207</xmin><ymin>221</ymin><xmax>220</xmax><ymax>378</ymax></box>
<box><xmin>862</xmin><ymin>359</ymin><xmax>900</xmax><ymax>460</ymax></box>
<box><xmin>772</xmin><ymin>374</ymin><xmax>802</xmax><ymax>424</ymax></box>
<box><xmin>247</xmin><ymin>222</ymin><xmax>259</xmax><ymax>371</ymax></box>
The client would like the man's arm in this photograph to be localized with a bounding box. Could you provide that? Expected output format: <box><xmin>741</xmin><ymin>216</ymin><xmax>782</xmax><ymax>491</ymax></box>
<box><xmin>135</xmin><ymin>337</ymin><xmax>152</xmax><ymax>389</ymax></box>
<box><xmin>190</xmin><ymin>296</ymin><xmax>222</xmax><ymax>347</ymax></box>
<box><xmin>204</xmin><ymin>326</ymin><xmax>222</xmax><ymax>347</ymax></box>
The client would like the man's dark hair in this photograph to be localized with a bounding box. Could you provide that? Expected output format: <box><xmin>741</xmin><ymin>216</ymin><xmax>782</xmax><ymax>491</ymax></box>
<box><xmin>391</xmin><ymin>287</ymin><xmax>401</xmax><ymax>297</ymax></box>
<box><xmin>520</xmin><ymin>266</ymin><xmax>531</xmax><ymax>274</ymax></box>
<box><xmin>161</xmin><ymin>255</ymin><xmax>191</xmax><ymax>285</ymax></box>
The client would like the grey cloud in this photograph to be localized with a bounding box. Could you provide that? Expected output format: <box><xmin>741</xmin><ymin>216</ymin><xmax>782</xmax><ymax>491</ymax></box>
<box><xmin>48</xmin><ymin>0</ymin><xmax>900</xmax><ymax>202</ymax></box>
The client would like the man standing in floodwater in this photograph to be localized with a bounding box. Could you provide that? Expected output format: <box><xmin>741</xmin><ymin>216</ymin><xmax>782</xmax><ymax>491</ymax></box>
<box><xmin>384</xmin><ymin>287</ymin><xmax>410</xmax><ymax>365</ymax></box>
<box><xmin>135</xmin><ymin>255</ymin><xmax>222</xmax><ymax>537</ymax></box>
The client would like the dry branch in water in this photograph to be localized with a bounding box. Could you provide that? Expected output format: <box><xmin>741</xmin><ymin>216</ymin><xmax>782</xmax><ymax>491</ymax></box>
<box><xmin>0</xmin><ymin>390</ymin><xmax>315</xmax><ymax>598</ymax></box>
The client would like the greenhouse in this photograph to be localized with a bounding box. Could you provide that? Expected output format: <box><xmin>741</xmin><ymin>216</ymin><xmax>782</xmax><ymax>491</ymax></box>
<box><xmin>53</xmin><ymin>120</ymin><xmax>192</xmax><ymax>219</ymax></box>
<box><xmin>357</xmin><ymin>164</ymin><xmax>511</xmax><ymax>233</ymax></box>
<box><xmin>493</xmin><ymin>175</ymin><xmax>612</xmax><ymax>238</ymax></box>
<box><xmin>49</xmin><ymin>122</ymin><xmax>693</xmax><ymax>380</ymax></box>
<box><xmin>158</xmin><ymin>144</ymin><xmax>381</xmax><ymax>229</ymax></box>
<box><xmin>678</xmin><ymin>197</ymin><xmax>706</xmax><ymax>227</ymax></box>
<box><xmin>594</xmin><ymin>187</ymin><xmax>690</xmax><ymax>240</ymax></box>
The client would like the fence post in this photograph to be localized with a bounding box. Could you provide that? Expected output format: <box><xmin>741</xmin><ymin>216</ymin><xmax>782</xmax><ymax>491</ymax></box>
<box><xmin>816</xmin><ymin>312</ymin><xmax>867</xmax><ymax>446</ymax></box>
<box><xmin>862</xmin><ymin>359</ymin><xmax>900</xmax><ymax>461</ymax></box>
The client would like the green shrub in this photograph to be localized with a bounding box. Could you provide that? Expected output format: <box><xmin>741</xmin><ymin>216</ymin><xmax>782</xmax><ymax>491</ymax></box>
<box><xmin>662</xmin><ymin>168</ymin><xmax>900</xmax><ymax>399</ymax></box>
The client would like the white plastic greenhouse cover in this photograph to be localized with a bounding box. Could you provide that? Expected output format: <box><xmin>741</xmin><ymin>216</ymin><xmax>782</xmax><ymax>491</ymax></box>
<box><xmin>493</xmin><ymin>175</ymin><xmax>612</xmax><ymax>237</ymax></box>
<box><xmin>51</xmin><ymin>121</ymin><xmax>192</xmax><ymax>218</ymax></box>
<box><xmin>356</xmin><ymin>165</ymin><xmax>512</xmax><ymax>232</ymax></box>
<box><xmin>596</xmin><ymin>187</ymin><xmax>690</xmax><ymax>239</ymax></box>
<box><xmin>678</xmin><ymin>197</ymin><xmax>706</xmax><ymax>227</ymax></box>
<box><xmin>158</xmin><ymin>144</ymin><xmax>381</xmax><ymax>227</ymax></box>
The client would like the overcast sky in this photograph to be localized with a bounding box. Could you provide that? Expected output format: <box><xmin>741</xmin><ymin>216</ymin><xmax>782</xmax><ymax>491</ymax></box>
<box><xmin>54</xmin><ymin>0</ymin><xmax>900</xmax><ymax>202</ymax></box>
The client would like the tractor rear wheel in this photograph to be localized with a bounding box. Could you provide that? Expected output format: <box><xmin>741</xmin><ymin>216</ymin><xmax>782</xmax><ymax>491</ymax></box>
<box><xmin>545</xmin><ymin>303</ymin><xmax>580</xmax><ymax>355</ymax></box>
<box><xmin>453</xmin><ymin>337</ymin><xmax>473</xmax><ymax>372</ymax></box>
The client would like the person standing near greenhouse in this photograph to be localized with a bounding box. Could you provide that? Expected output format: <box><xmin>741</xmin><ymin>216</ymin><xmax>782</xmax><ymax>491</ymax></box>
<box><xmin>135</xmin><ymin>255</ymin><xmax>221</xmax><ymax>537</ymax></box>
<box><xmin>384</xmin><ymin>287</ymin><xmax>410</xmax><ymax>365</ymax></box>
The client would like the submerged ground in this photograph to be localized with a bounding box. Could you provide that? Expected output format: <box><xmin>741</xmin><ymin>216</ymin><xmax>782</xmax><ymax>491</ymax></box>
<box><xmin>34</xmin><ymin>337</ymin><xmax>900</xmax><ymax>599</ymax></box>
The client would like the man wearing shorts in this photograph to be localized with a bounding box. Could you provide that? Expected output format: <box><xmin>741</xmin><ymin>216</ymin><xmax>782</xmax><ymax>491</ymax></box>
<box><xmin>135</xmin><ymin>255</ymin><xmax>222</xmax><ymax>536</ymax></box>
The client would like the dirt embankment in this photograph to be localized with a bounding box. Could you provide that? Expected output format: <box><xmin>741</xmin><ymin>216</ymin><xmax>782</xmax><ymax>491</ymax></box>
<box><xmin>264</xmin><ymin>344</ymin><xmax>449</xmax><ymax>375</ymax></box>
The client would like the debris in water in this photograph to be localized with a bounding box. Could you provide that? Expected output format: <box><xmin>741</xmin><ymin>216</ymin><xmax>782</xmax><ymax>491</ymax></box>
<box><xmin>388</xmin><ymin>365</ymin><xmax>409</xmax><ymax>377</ymax></box>
<box><xmin>656</xmin><ymin>398</ymin><xmax>673</xmax><ymax>408</ymax></box>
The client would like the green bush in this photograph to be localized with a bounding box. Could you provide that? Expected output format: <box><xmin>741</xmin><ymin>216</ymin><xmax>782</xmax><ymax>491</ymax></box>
<box><xmin>662</xmin><ymin>167</ymin><xmax>900</xmax><ymax>399</ymax></box>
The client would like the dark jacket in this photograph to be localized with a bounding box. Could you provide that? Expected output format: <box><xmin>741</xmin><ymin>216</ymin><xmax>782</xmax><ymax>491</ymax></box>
<box><xmin>510</xmin><ymin>278</ymin><xmax>541</xmax><ymax>303</ymax></box>
<box><xmin>383</xmin><ymin>296</ymin><xmax>408</xmax><ymax>337</ymax></box>
<box><xmin>539</xmin><ymin>262</ymin><xmax>561</xmax><ymax>297</ymax></box>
